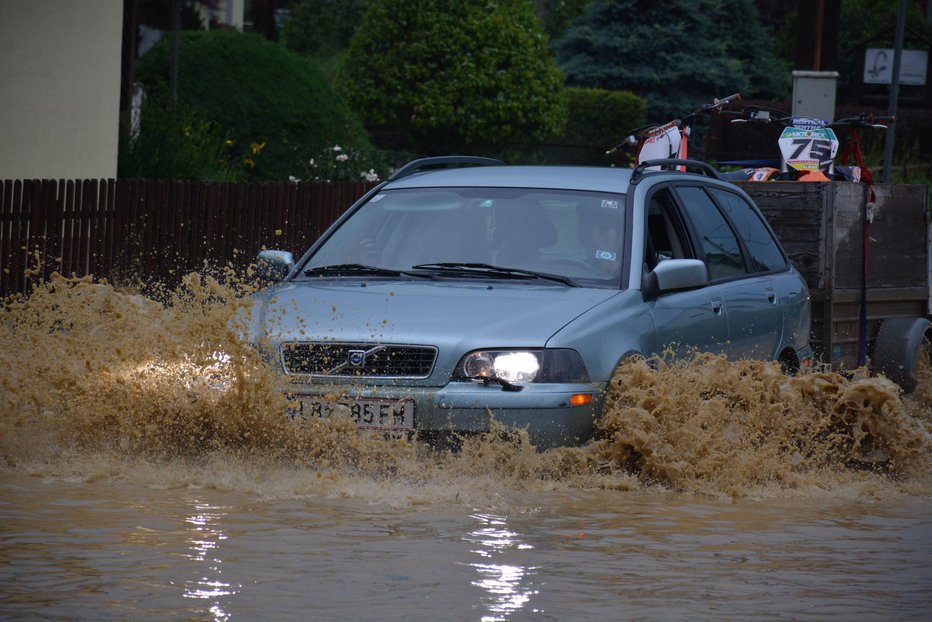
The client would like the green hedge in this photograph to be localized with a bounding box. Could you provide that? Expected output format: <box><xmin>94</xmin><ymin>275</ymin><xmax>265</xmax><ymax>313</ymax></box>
<box><xmin>135</xmin><ymin>30</ymin><xmax>373</xmax><ymax>180</ymax></box>
<box><xmin>543</xmin><ymin>87</ymin><xmax>646</xmax><ymax>165</ymax></box>
<box><xmin>118</xmin><ymin>101</ymin><xmax>241</xmax><ymax>180</ymax></box>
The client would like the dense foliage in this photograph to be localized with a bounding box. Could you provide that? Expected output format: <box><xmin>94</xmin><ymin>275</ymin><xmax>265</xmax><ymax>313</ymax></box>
<box><xmin>535</xmin><ymin>0</ymin><xmax>592</xmax><ymax>40</ymax></box>
<box><xmin>558</xmin><ymin>87</ymin><xmax>647</xmax><ymax>164</ymax></box>
<box><xmin>554</xmin><ymin>0</ymin><xmax>790</xmax><ymax>122</ymax></box>
<box><xmin>280</xmin><ymin>0</ymin><xmax>372</xmax><ymax>55</ymax></box>
<box><xmin>135</xmin><ymin>30</ymin><xmax>373</xmax><ymax>180</ymax></box>
<box><xmin>118</xmin><ymin>101</ymin><xmax>240</xmax><ymax>181</ymax></box>
<box><xmin>337</xmin><ymin>0</ymin><xmax>568</xmax><ymax>155</ymax></box>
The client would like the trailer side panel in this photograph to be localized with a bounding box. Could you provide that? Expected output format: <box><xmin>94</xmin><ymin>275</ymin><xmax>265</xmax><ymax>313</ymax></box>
<box><xmin>740</xmin><ymin>182</ymin><xmax>929</xmax><ymax>369</ymax></box>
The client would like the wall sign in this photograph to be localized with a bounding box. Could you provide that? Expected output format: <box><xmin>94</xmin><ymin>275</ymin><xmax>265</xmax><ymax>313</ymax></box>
<box><xmin>863</xmin><ymin>48</ymin><xmax>928</xmax><ymax>85</ymax></box>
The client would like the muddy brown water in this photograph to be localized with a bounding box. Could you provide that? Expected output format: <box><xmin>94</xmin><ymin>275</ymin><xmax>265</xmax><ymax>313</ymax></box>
<box><xmin>2</xmin><ymin>274</ymin><xmax>930</xmax><ymax>621</ymax></box>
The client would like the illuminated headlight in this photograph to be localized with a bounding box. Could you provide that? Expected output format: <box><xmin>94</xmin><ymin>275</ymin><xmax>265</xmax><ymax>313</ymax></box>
<box><xmin>455</xmin><ymin>349</ymin><xmax>589</xmax><ymax>384</ymax></box>
<box><xmin>462</xmin><ymin>351</ymin><xmax>540</xmax><ymax>383</ymax></box>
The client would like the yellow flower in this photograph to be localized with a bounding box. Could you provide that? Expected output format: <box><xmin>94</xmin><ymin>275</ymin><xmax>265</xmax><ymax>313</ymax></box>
<box><xmin>250</xmin><ymin>142</ymin><xmax>266</xmax><ymax>156</ymax></box>
<box><xmin>243</xmin><ymin>157</ymin><xmax>255</xmax><ymax>170</ymax></box>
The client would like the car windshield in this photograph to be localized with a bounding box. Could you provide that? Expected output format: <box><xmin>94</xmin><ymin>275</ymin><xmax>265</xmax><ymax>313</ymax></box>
<box><xmin>303</xmin><ymin>187</ymin><xmax>626</xmax><ymax>288</ymax></box>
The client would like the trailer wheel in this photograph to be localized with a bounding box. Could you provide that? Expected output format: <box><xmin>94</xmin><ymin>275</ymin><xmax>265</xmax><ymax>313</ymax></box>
<box><xmin>778</xmin><ymin>349</ymin><xmax>799</xmax><ymax>375</ymax></box>
<box><xmin>872</xmin><ymin>317</ymin><xmax>931</xmax><ymax>394</ymax></box>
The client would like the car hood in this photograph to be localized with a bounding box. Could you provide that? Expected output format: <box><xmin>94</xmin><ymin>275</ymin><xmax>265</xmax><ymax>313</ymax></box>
<box><xmin>252</xmin><ymin>278</ymin><xmax>620</xmax><ymax>348</ymax></box>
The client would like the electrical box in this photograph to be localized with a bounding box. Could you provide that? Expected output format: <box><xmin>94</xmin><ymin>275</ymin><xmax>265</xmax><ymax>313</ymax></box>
<box><xmin>791</xmin><ymin>70</ymin><xmax>839</xmax><ymax>122</ymax></box>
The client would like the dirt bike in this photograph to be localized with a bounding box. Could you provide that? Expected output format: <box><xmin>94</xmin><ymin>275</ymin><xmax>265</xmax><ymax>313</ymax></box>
<box><xmin>718</xmin><ymin>106</ymin><xmax>892</xmax><ymax>184</ymax></box>
<box><xmin>607</xmin><ymin>93</ymin><xmax>742</xmax><ymax>167</ymax></box>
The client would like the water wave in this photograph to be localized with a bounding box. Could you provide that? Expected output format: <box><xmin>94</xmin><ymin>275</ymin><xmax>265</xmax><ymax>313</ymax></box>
<box><xmin>2</xmin><ymin>273</ymin><xmax>929</xmax><ymax>500</ymax></box>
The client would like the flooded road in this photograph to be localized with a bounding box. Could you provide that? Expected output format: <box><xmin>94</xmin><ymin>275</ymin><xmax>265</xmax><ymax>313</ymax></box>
<box><xmin>2</xmin><ymin>275</ymin><xmax>930</xmax><ymax>620</ymax></box>
<box><xmin>2</xmin><ymin>471</ymin><xmax>930</xmax><ymax>621</ymax></box>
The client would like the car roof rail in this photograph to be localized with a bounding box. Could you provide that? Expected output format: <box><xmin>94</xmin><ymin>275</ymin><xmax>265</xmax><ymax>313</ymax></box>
<box><xmin>630</xmin><ymin>158</ymin><xmax>722</xmax><ymax>185</ymax></box>
<box><xmin>387</xmin><ymin>156</ymin><xmax>505</xmax><ymax>181</ymax></box>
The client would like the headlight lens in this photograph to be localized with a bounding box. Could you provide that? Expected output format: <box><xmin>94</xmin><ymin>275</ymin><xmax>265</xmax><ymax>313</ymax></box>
<box><xmin>462</xmin><ymin>352</ymin><xmax>495</xmax><ymax>379</ymax></box>
<box><xmin>455</xmin><ymin>349</ymin><xmax>589</xmax><ymax>384</ymax></box>
<box><xmin>492</xmin><ymin>351</ymin><xmax>541</xmax><ymax>383</ymax></box>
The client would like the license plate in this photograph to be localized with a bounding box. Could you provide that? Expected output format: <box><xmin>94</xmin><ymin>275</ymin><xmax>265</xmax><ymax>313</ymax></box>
<box><xmin>294</xmin><ymin>396</ymin><xmax>415</xmax><ymax>431</ymax></box>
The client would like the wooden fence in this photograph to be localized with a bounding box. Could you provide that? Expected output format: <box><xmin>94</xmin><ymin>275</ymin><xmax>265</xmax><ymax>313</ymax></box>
<box><xmin>0</xmin><ymin>178</ymin><xmax>374</xmax><ymax>298</ymax></box>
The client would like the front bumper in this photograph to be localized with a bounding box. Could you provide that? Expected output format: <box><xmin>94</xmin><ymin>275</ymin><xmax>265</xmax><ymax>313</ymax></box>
<box><xmin>287</xmin><ymin>379</ymin><xmax>606</xmax><ymax>449</ymax></box>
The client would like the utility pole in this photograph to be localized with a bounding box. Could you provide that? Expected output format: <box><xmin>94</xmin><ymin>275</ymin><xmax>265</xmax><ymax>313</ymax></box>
<box><xmin>794</xmin><ymin>0</ymin><xmax>840</xmax><ymax>72</ymax></box>
<box><xmin>792</xmin><ymin>0</ymin><xmax>841</xmax><ymax>121</ymax></box>
<box><xmin>881</xmin><ymin>0</ymin><xmax>908</xmax><ymax>183</ymax></box>
<box><xmin>170</xmin><ymin>0</ymin><xmax>181</xmax><ymax>106</ymax></box>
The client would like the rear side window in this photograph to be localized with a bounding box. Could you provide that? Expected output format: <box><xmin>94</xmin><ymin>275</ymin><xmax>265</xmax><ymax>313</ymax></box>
<box><xmin>709</xmin><ymin>188</ymin><xmax>787</xmax><ymax>273</ymax></box>
<box><xmin>675</xmin><ymin>186</ymin><xmax>747</xmax><ymax>280</ymax></box>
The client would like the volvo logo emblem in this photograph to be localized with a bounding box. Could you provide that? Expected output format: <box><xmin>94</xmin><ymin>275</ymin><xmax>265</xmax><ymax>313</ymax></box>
<box><xmin>347</xmin><ymin>350</ymin><xmax>366</xmax><ymax>367</ymax></box>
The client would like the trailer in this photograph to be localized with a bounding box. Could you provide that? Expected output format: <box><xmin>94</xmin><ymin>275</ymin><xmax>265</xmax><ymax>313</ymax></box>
<box><xmin>740</xmin><ymin>182</ymin><xmax>930</xmax><ymax>392</ymax></box>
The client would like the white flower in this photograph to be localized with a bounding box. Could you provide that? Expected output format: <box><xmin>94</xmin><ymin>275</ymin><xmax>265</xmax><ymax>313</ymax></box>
<box><xmin>288</xmin><ymin>175</ymin><xmax>300</xmax><ymax>183</ymax></box>
<box><xmin>308</xmin><ymin>158</ymin><xmax>316</xmax><ymax>166</ymax></box>
<box><xmin>336</xmin><ymin>153</ymin><xmax>349</xmax><ymax>162</ymax></box>
<box><xmin>362</xmin><ymin>169</ymin><xmax>379</xmax><ymax>182</ymax></box>
<box><xmin>332</xmin><ymin>145</ymin><xmax>343</xmax><ymax>152</ymax></box>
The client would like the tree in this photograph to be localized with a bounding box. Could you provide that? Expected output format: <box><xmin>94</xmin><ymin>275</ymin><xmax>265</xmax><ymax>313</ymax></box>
<box><xmin>280</xmin><ymin>0</ymin><xmax>372</xmax><ymax>55</ymax></box>
<box><xmin>337</xmin><ymin>0</ymin><xmax>568</xmax><ymax>156</ymax></box>
<box><xmin>554</xmin><ymin>0</ymin><xmax>789</xmax><ymax>123</ymax></box>
<box><xmin>135</xmin><ymin>30</ymin><xmax>374</xmax><ymax>180</ymax></box>
<box><xmin>534</xmin><ymin>0</ymin><xmax>591</xmax><ymax>40</ymax></box>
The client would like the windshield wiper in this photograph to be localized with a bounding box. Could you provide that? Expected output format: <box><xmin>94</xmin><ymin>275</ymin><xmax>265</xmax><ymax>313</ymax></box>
<box><xmin>411</xmin><ymin>262</ymin><xmax>578</xmax><ymax>286</ymax></box>
<box><xmin>304</xmin><ymin>264</ymin><xmax>433</xmax><ymax>279</ymax></box>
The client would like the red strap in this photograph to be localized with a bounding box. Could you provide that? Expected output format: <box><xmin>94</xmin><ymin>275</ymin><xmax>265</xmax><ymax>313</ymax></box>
<box><xmin>842</xmin><ymin>129</ymin><xmax>875</xmax><ymax>203</ymax></box>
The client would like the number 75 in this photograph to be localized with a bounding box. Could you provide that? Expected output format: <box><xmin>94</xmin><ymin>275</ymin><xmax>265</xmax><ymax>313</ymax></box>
<box><xmin>790</xmin><ymin>138</ymin><xmax>833</xmax><ymax>163</ymax></box>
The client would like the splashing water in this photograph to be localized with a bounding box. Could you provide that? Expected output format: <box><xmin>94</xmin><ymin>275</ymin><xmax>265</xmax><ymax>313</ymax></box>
<box><xmin>588</xmin><ymin>354</ymin><xmax>931</xmax><ymax>497</ymax></box>
<box><xmin>1</xmin><ymin>272</ymin><xmax>929</xmax><ymax>500</ymax></box>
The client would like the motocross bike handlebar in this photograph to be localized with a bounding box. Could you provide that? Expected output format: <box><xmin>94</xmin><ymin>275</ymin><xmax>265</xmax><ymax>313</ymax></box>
<box><xmin>723</xmin><ymin>106</ymin><xmax>892</xmax><ymax>130</ymax></box>
<box><xmin>607</xmin><ymin>93</ymin><xmax>742</xmax><ymax>155</ymax></box>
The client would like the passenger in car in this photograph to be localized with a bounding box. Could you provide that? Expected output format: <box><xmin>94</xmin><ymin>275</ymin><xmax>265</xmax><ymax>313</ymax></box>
<box><xmin>579</xmin><ymin>209</ymin><xmax>622</xmax><ymax>279</ymax></box>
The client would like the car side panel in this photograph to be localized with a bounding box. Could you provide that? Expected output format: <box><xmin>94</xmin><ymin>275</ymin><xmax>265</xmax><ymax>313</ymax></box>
<box><xmin>650</xmin><ymin>284</ymin><xmax>730</xmax><ymax>359</ymax></box>
<box><xmin>545</xmin><ymin>290</ymin><xmax>655</xmax><ymax>382</ymax></box>
<box><xmin>775</xmin><ymin>269</ymin><xmax>811</xmax><ymax>355</ymax></box>
<box><xmin>717</xmin><ymin>275</ymin><xmax>783</xmax><ymax>360</ymax></box>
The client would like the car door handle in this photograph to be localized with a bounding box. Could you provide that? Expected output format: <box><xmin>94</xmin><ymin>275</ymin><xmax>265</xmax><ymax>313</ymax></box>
<box><xmin>711</xmin><ymin>298</ymin><xmax>724</xmax><ymax>316</ymax></box>
<box><xmin>765</xmin><ymin>288</ymin><xmax>777</xmax><ymax>304</ymax></box>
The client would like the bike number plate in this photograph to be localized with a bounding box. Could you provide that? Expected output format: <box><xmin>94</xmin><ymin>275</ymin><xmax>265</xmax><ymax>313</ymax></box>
<box><xmin>637</xmin><ymin>121</ymin><xmax>682</xmax><ymax>166</ymax></box>
<box><xmin>779</xmin><ymin>127</ymin><xmax>838</xmax><ymax>172</ymax></box>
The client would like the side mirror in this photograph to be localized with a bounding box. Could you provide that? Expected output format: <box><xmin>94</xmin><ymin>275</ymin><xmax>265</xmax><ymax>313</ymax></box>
<box><xmin>642</xmin><ymin>259</ymin><xmax>709</xmax><ymax>300</ymax></box>
<box><xmin>256</xmin><ymin>250</ymin><xmax>295</xmax><ymax>282</ymax></box>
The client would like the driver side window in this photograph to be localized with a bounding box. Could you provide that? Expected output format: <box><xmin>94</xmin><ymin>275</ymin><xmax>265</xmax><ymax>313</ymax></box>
<box><xmin>645</xmin><ymin>189</ymin><xmax>691</xmax><ymax>270</ymax></box>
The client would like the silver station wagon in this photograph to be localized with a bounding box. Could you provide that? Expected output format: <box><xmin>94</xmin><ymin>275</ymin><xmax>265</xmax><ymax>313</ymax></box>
<box><xmin>252</xmin><ymin>157</ymin><xmax>813</xmax><ymax>448</ymax></box>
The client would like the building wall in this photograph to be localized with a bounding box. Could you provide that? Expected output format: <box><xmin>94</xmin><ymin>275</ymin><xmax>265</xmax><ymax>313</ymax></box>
<box><xmin>0</xmin><ymin>0</ymin><xmax>123</xmax><ymax>180</ymax></box>
<box><xmin>195</xmin><ymin>0</ymin><xmax>245</xmax><ymax>31</ymax></box>
<box><xmin>220</xmin><ymin>0</ymin><xmax>245</xmax><ymax>30</ymax></box>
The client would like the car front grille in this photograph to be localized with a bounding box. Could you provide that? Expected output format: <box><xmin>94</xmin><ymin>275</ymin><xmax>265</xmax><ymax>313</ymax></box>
<box><xmin>281</xmin><ymin>342</ymin><xmax>437</xmax><ymax>378</ymax></box>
